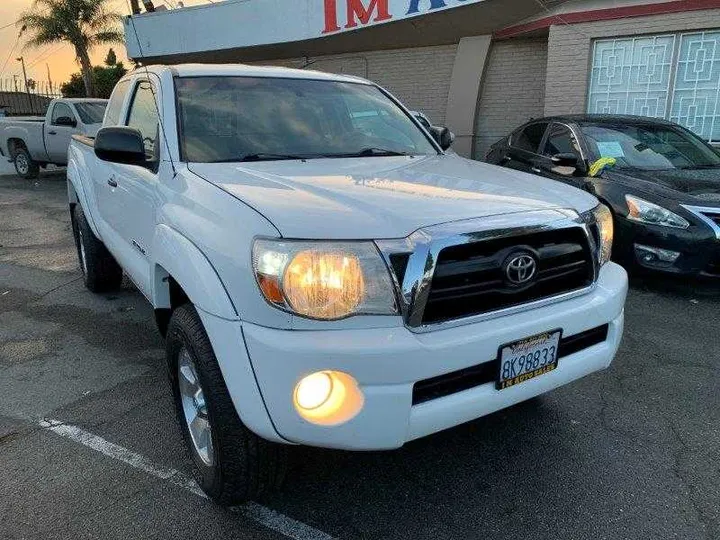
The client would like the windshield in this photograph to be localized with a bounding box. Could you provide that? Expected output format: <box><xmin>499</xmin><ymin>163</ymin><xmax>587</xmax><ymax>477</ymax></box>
<box><xmin>74</xmin><ymin>102</ymin><xmax>107</xmax><ymax>124</ymax></box>
<box><xmin>175</xmin><ymin>76</ymin><xmax>437</xmax><ymax>162</ymax></box>
<box><xmin>580</xmin><ymin>122</ymin><xmax>720</xmax><ymax>170</ymax></box>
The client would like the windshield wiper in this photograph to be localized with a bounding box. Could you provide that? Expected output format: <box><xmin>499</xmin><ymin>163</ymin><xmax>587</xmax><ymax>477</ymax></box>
<box><xmin>326</xmin><ymin>147</ymin><xmax>412</xmax><ymax>158</ymax></box>
<box><xmin>237</xmin><ymin>153</ymin><xmax>309</xmax><ymax>162</ymax></box>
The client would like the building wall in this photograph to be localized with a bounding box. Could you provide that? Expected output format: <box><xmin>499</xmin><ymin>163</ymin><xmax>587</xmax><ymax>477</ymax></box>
<box><xmin>545</xmin><ymin>8</ymin><xmax>720</xmax><ymax>116</ymax></box>
<box><xmin>255</xmin><ymin>44</ymin><xmax>458</xmax><ymax>125</ymax></box>
<box><xmin>474</xmin><ymin>37</ymin><xmax>548</xmax><ymax>159</ymax></box>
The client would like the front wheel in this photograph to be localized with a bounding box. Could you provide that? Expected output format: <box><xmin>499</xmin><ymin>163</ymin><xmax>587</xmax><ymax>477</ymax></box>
<box><xmin>13</xmin><ymin>146</ymin><xmax>40</xmax><ymax>179</ymax></box>
<box><xmin>166</xmin><ymin>304</ymin><xmax>287</xmax><ymax>505</ymax></box>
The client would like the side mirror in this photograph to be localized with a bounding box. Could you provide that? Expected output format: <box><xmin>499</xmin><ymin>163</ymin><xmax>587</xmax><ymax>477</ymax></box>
<box><xmin>55</xmin><ymin>116</ymin><xmax>77</xmax><ymax>128</ymax></box>
<box><xmin>94</xmin><ymin>127</ymin><xmax>146</xmax><ymax>165</ymax></box>
<box><xmin>551</xmin><ymin>152</ymin><xmax>579</xmax><ymax>166</ymax></box>
<box><xmin>430</xmin><ymin>126</ymin><xmax>455</xmax><ymax>150</ymax></box>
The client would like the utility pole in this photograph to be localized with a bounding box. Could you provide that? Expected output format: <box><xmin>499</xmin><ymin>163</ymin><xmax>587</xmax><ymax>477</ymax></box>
<box><xmin>16</xmin><ymin>57</ymin><xmax>33</xmax><ymax>113</ymax></box>
<box><xmin>46</xmin><ymin>63</ymin><xmax>53</xmax><ymax>95</ymax></box>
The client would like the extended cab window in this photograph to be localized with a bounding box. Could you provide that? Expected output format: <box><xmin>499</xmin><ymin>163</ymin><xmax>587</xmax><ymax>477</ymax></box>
<box><xmin>51</xmin><ymin>103</ymin><xmax>75</xmax><ymax>125</ymax></box>
<box><xmin>104</xmin><ymin>80</ymin><xmax>130</xmax><ymax>126</ymax></box>
<box><xmin>126</xmin><ymin>81</ymin><xmax>160</xmax><ymax>160</ymax></box>
<box><xmin>512</xmin><ymin>122</ymin><xmax>549</xmax><ymax>153</ymax></box>
<box><xmin>175</xmin><ymin>76</ymin><xmax>437</xmax><ymax>163</ymax></box>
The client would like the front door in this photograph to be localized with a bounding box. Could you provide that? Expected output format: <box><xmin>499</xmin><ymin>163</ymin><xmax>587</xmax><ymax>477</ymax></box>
<box><xmin>103</xmin><ymin>78</ymin><xmax>163</xmax><ymax>299</ymax></box>
<box><xmin>505</xmin><ymin>122</ymin><xmax>550</xmax><ymax>174</ymax></box>
<box><xmin>45</xmin><ymin>102</ymin><xmax>78</xmax><ymax>164</ymax></box>
<box><xmin>536</xmin><ymin>123</ymin><xmax>587</xmax><ymax>189</ymax></box>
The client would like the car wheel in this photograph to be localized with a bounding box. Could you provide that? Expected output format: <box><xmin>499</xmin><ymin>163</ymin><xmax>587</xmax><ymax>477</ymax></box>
<box><xmin>13</xmin><ymin>146</ymin><xmax>40</xmax><ymax>180</ymax></box>
<box><xmin>166</xmin><ymin>304</ymin><xmax>287</xmax><ymax>505</ymax></box>
<box><xmin>72</xmin><ymin>204</ymin><xmax>123</xmax><ymax>292</ymax></box>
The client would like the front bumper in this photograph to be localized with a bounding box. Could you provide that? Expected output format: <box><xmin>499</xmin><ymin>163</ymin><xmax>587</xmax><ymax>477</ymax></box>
<box><xmin>615</xmin><ymin>215</ymin><xmax>720</xmax><ymax>277</ymax></box>
<box><xmin>235</xmin><ymin>262</ymin><xmax>627</xmax><ymax>450</ymax></box>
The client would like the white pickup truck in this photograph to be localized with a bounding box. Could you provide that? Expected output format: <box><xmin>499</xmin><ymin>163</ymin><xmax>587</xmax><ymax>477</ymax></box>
<box><xmin>0</xmin><ymin>98</ymin><xmax>107</xmax><ymax>178</ymax></box>
<box><xmin>67</xmin><ymin>64</ymin><xmax>627</xmax><ymax>505</ymax></box>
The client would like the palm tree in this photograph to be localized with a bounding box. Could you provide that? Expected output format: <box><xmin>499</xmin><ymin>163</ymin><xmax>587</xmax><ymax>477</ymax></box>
<box><xmin>19</xmin><ymin>0</ymin><xmax>124</xmax><ymax>98</ymax></box>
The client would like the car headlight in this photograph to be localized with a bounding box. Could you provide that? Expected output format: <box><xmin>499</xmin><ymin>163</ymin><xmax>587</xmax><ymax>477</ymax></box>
<box><xmin>584</xmin><ymin>204</ymin><xmax>614</xmax><ymax>266</ymax></box>
<box><xmin>625</xmin><ymin>195</ymin><xmax>689</xmax><ymax>229</ymax></box>
<box><xmin>252</xmin><ymin>239</ymin><xmax>397</xmax><ymax>320</ymax></box>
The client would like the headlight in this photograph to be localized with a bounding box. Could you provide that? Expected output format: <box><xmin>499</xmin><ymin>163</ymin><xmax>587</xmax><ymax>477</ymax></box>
<box><xmin>586</xmin><ymin>204</ymin><xmax>614</xmax><ymax>266</ymax></box>
<box><xmin>252</xmin><ymin>239</ymin><xmax>397</xmax><ymax>320</ymax></box>
<box><xmin>625</xmin><ymin>195</ymin><xmax>689</xmax><ymax>229</ymax></box>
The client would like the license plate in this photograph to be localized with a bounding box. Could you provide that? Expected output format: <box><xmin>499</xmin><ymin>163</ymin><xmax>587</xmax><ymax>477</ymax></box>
<box><xmin>497</xmin><ymin>330</ymin><xmax>562</xmax><ymax>390</ymax></box>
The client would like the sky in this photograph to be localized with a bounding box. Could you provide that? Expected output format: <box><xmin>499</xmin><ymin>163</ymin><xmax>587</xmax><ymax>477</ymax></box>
<box><xmin>0</xmin><ymin>0</ymin><xmax>210</xmax><ymax>92</ymax></box>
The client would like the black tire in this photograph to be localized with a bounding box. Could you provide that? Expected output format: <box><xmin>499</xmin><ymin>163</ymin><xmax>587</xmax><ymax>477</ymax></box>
<box><xmin>72</xmin><ymin>204</ymin><xmax>123</xmax><ymax>293</ymax></box>
<box><xmin>13</xmin><ymin>146</ymin><xmax>40</xmax><ymax>179</ymax></box>
<box><xmin>166</xmin><ymin>304</ymin><xmax>287</xmax><ymax>505</ymax></box>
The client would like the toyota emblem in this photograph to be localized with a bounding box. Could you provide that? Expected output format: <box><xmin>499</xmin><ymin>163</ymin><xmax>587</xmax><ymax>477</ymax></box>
<box><xmin>504</xmin><ymin>254</ymin><xmax>537</xmax><ymax>285</ymax></box>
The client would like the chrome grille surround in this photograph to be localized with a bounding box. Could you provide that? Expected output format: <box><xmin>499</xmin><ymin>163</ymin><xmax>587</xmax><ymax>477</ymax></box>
<box><xmin>681</xmin><ymin>205</ymin><xmax>720</xmax><ymax>240</ymax></box>
<box><xmin>376</xmin><ymin>209</ymin><xmax>599</xmax><ymax>333</ymax></box>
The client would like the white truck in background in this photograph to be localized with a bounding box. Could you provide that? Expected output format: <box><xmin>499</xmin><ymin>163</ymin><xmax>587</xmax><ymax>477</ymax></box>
<box><xmin>66</xmin><ymin>64</ymin><xmax>627</xmax><ymax>505</ymax></box>
<box><xmin>0</xmin><ymin>98</ymin><xmax>107</xmax><ymax>178</ymax></box>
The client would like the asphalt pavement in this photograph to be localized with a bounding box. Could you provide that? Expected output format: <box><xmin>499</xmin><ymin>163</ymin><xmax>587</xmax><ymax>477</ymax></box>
<box><xmin>0</xmin><ymin>171</ymin><xmax>718</xmax><ymax>540</ymax></box>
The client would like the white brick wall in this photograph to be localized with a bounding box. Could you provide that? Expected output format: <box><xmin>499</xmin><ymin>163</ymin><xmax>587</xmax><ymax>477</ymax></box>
<box><xmin>474</xmin><ymin>38</ymin><xmax>548</xmax><ymax>159</ymax></box>
<box><xmin>545</xmin><ymin>8</ymin><xmax>720</xmax><ymax>116</ymax></box>
<box><xmin>253</xmin><ymin>44</ymin><xmax>458</xmax><ymax>125</ymax></box>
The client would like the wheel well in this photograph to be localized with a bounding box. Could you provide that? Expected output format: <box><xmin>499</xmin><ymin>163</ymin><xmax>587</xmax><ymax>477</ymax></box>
<box><xmin>7</xmin><ymin>138</ymin><xmax>26</xmax><ymax>157</ymax></box>
<box><xmin>154</xmin><ymin>274</ymin><xmax>190</xmax><ymax>338</ymax></box>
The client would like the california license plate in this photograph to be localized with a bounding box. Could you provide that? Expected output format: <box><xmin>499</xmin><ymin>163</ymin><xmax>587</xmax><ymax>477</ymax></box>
<box><xmin>497</xmin><ymin>330</ymin><xmax>562</xmax><ymax>390</ymax></box>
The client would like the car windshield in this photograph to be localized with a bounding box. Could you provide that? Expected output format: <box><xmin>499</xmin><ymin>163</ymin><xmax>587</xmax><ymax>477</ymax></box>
<box><xmin>175</xmin><ymin>76</ymin><xmax>437</xmax><ymax>162</ymax></box>
<box><xmin>74</xmin><ymin>102</ymin><xmax>107</xmax><ymax>124</ymax></box>
<box><xmin>580</xmin><ymin>122</ymin><xmax>720</xmax><ymax>170</ymax></box>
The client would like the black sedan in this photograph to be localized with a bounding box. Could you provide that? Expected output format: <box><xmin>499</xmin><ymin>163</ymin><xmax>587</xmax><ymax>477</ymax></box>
<box><xmin>486</xmin><ymin>114</ymin><xmax>720</xmax><ymax>278</ymax></box>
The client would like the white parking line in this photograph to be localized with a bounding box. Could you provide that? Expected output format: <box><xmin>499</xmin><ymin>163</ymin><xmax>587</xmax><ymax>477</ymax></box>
<box><xmin>39</xmin><ymin>419</ymin><xmax>337</xmax><ymax>540</ymax></box>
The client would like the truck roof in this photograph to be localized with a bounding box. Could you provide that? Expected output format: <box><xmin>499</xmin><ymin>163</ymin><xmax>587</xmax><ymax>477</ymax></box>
<box><xmin>134</xmin><ymin>63</ymin><xmax>372</xmax><ymax>85</ymax></box>
<box><xmin>60</xmin><ymin>98</ymin><xmax>109</xmax><ymax>103</ymax></box>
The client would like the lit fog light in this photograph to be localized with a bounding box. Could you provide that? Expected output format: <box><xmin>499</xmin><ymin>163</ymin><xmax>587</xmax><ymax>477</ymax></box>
<box><xmin>295</xmin><ymin>372</ymin><xmax>333</xmax><ymax>410</ymax></box>
<box><xmin>293</xmin><ymin>371</ymin><xmax>364</xmax><ymax>426</ymax></box>
<box><xmin>635</xmin><ymin>244</ymin><xmax>681</xmax><ymax>264</ymax></box>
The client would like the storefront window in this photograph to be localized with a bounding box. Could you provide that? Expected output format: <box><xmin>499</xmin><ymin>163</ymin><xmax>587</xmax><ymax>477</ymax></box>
<box><xmin>588</xmin><ymin>30</ymin><xmax>720</xmax><ymax>142</ymax></box>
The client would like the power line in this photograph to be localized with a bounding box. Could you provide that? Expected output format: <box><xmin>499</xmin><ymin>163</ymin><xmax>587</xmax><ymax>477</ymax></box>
<box><xmin>26</xmin><ymin>44</ymin><xmax>66</xmax><ymax>70</ymax></box>
<box><xmin>0</xmin><ymin>20</ymin><xmax>20</xmax><ymax>32</ymax></box>
<box><xmin>0</xmin><ymin>32</ymin><xmax>21</xmax><ymax>80</ymax></box>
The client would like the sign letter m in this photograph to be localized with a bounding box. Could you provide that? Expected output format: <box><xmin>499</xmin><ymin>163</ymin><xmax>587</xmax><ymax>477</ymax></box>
<box><xmin>323</xmin><ymin>0</ymin><xmax>392</xmax><ymax>33</ymax></box>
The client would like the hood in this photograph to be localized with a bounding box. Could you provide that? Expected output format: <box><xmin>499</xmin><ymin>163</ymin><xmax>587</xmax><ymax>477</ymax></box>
<box><xmin>605</xmin><ymin>168</ymin><xmax>720</xmax><ymax>204</ymax></box>
<box><xmin>84</xmin><ymin>124</ymin><xmax>101</xmax><ymax>138</ymax></box>
<box><xmin>188</xmin><ymin>155</ymin><xmax>599</xmax><ymax>239</ymax></box>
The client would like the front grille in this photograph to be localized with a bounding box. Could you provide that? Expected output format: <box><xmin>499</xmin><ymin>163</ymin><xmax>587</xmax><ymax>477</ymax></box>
<box><xmin>420</xmin><ymin>228</ymin><xmax>594</xmax><ymax>324</ymax></box>
<box><xmin>706</xmin><ymin>211</ymin><xmax>720</xmax><ymax>226</ymax></box>
<box><xmin>411</xmin><ymin>324</ymin><xmax>609</xmax><ymax>405</ymax></box>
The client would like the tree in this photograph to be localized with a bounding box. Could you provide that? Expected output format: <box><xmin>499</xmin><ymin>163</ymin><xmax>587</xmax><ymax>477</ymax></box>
<box><xmin>105</xmin><ymin>48</ymin><xmax>117</xmax><ymax>67</ymax></box>
<box><xmin>19</xmin><ymin>0</ymin><xmax>124</xmax><ymax>98</ymax></box>
<box><xmin>61</xmin><ymin>62</ymin><xmax>127</xmax><ymax>99</ymax></box>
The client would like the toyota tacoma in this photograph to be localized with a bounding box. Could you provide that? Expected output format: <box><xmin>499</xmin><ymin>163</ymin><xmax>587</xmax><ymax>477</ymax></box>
<box><xmin>66</xmin><ymin>64</ymin><xmax>627</xmax><ymax>505</ymax></box>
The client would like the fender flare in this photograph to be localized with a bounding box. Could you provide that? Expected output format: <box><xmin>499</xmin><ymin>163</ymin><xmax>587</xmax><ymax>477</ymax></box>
<box><xmin>66</xmin><ymin>158</ymin><xmax>102</xmax><ymax>238</ymax></box>
<box><xmin>152</xmin><ymin>225</ymin><xmax>283</xmax><ymax>442</ymax></box>
<box><xmin>152</xmin><ymin>224</ymin><xmax>237</xmax><ymax>320</ymax></box>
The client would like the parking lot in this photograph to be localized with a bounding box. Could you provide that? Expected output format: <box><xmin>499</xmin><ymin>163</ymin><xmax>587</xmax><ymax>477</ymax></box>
<box><xmin>0</xmin><ymin>171</ymin><xmax>718</xmax><ymax>540</ymax></box>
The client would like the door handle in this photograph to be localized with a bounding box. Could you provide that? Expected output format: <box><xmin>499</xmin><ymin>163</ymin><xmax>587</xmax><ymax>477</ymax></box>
<box><xmin>48</xmin><ymin>131</ymin><xmax>57</xmax><ymax>135</ymax></box>
<box><xmin>531</xmin><ymin>167</ymin><xmax>542</xmax><ymax>174</ymax></box>
<box><xmin>107</xmin><ymin>177</ymin><xmax>118</xmax><ymax>188</ymax></box>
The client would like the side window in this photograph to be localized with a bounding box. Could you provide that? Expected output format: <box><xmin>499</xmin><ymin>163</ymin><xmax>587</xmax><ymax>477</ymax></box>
<box><xmin>104</xmin><ymin>80</ymin><xmax>131</xmax><ymax>127</ymax></box>
<box><xmin>542</xmin><ymin>124</ymin><xmax>581</xmax><ymax>156</ymax></box>
<box><xmin>512</xmin><ymin>122</ymin><xmax>549</xmax><ymax>153</ymax></box>
<box><xmin>51</xmin><ymin>103</ymin><xmax>75</xmax><ymax>125</ymax></box>
<box><xmin>126</xmin><ymin>81</ymin><xmax>160</xmax><ymax>160</ymax></box>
